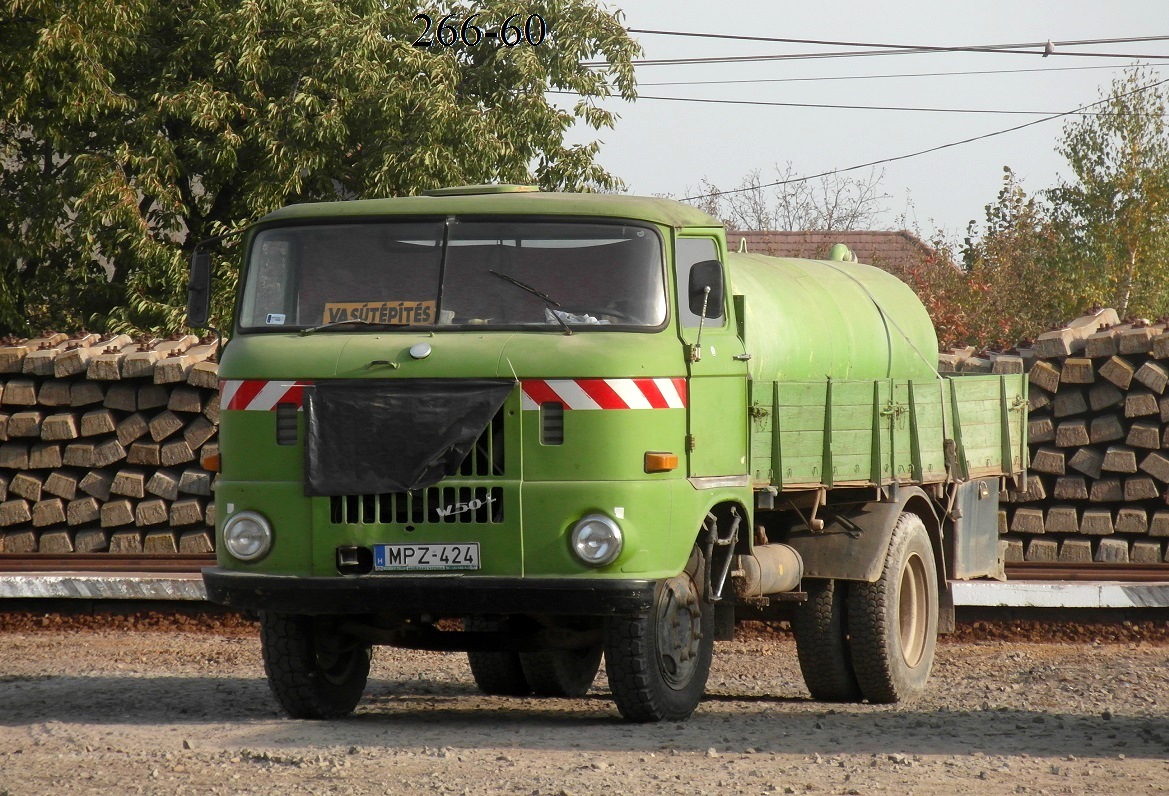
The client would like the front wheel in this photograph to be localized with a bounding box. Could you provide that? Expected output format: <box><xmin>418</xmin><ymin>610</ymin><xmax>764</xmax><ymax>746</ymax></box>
<box><xmin>604</xmin><ymin>550</ymin><xmax>713</xmax><ymax>722</ymax></box>
<box><xmin>259</xmin><ymin>612</ymin><xmax>371</xmax><ymax>719</ymax></box>
<box><xmin>847</xmin><ymin>512</ymin><xmax>938</xmax><ymax>703</ymax></box>
<box><xmin>520</xmin><ymin>645</ymin><xmax>604</xmax><ymax>698</ymax></box>
<box><xmin>465</xmin><ymin>616</ymin><xmax>532</xmax><ymax>696</ymax></box>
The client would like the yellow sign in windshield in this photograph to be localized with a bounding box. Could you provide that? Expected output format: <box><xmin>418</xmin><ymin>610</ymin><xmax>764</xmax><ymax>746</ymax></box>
<box><xmin>323</xmin><ymin>301</ymin><xmax>436</xmax><ymax>325</ymax></box>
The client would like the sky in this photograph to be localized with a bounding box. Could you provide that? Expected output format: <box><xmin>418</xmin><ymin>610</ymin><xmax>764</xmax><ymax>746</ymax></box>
<box><xmin>571</xmin><ymin>0</ymin><xmax>1169</xmax><ymax>241</ymax></box>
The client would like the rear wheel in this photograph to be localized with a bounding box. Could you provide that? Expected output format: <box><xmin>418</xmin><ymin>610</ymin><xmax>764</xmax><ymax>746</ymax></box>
<box><xmin>791</xmin><ymin>578</ymin><xmax>862</xmax><ymax>702</ymax></box>
<box><xmin>520</xmin><ymin>645</ymin><xmax>604</xmax><ymax>698</ymax></box>
<box><xmin>465</xmin><ymin>616</ymin><xmax>531</xmax><ymax>696</ymax></box>
<box><xmin>604</xmin><ymin>549</ymin><xmax>713</xmax><ymax>722</ymax></box>
<box><xmin>259</xmin><ymin>612</ymin><xmax>371</xmax><ymax>719</ymax></box>
<box><xmin>847</xmin><ymin>512</ymin><xmax>938</xmax><ymax>703</ymax></box>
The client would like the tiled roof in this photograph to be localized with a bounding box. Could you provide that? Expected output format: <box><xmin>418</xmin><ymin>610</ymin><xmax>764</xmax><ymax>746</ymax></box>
<box><xmin>726</xmin><ymin>229</ymin><xmax>953</xmax><ymax>276</ymax></box>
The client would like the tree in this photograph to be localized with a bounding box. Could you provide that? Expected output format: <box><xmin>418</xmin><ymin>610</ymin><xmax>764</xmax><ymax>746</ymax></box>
<box><xmin>0</xmin><ymin>0</ymin><xmax>639</xmax><ymax>334</ymax></box>
<box><xmin>927</xmin><ymin>67</ymin><xmax>1169</xmax><ymax>351</ymax></box>
<box><xmin>1047</xmin><ymin>66</ymin><xmax>1169</xmax><ymax>318</ymax></box>
<box><xmin>953</xmin><ymin>167</ymin><xmax>1071</xmax><ymax>350</ymax></box>
<box><xmin>684</xmin><ymin>164</ymin><xmax>890</xmax><ymax>231</ymax></box>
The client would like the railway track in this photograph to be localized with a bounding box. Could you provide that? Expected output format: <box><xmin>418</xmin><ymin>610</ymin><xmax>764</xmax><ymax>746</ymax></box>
<box><xmin>0</xmin><ymin>554</ymin><xmax>214</xmax><ymax>573</ymax></box>
<box><xmin>0</xmin><ymin>555</ymin><xmax>1166</xmax><ymax>581</ymax></box>
<box><xmin>1005</xmin><ymin>562</ymin><xmax>1169</xmax><ymax>582</ymax></box>
<box><xmin>2</xmin><ymin>556</ymin><xmax>1168</xmax><ymax>611</ymax></box>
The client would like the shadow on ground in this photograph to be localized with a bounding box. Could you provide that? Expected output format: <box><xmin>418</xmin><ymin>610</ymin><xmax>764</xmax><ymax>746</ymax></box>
<box><xmin>2</xmin><ymin>673</ymin><xmax>1166</xmax><ymax>760</ymax></box>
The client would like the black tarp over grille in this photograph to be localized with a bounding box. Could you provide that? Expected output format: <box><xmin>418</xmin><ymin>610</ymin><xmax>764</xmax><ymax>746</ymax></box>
<box><xmin>304</xmin><ymin>379</ymin><xmax>513</xmax><ymax>496</ymax></box>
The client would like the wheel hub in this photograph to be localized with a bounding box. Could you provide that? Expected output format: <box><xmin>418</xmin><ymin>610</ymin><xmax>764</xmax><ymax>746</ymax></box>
<box><xmin>898</xmin><ymin>551</ymin><xmax>929</xmax><ymax>667</ymax></box>
<box><xmin>656</xmin><ymin>574</ymin><xmax>703</xmax><ymax>688</ymax></box>
<box><xmin>314</xmin><ymin>633</ymin><xmax>363</xmax><ymax>686</ymax></box>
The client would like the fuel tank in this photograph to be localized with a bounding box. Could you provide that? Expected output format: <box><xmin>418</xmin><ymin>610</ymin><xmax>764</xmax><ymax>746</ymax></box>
<box><xmin>726</xmin><ymin>249</ymin><xmax>939</xmax><ymax>382</ymax></box>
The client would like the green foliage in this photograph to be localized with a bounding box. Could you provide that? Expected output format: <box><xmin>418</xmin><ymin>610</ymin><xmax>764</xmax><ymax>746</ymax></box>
<box><xmin>1047</xmin><ymin>66</ymin><xmax>1169</xmax><ymax>318</ymax></box>
<box><xmin>0</xmin><ymin>0</ymin><xmax>639</xmax><ymax>335</ymax></box>
<box><xmin>947</xmin><ymin>168</ymin><xmax>1071</xmax><ymax>350</ymax></box>
<box><xmin>930</xmin><ymin>67</ymin><xmax>1169</xmax><ymax>350</ymax></box>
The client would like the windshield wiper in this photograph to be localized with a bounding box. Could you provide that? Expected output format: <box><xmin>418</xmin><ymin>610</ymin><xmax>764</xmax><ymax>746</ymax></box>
<box><xmin>488</xmin><ymin>270</ymin><xmax>572</xmax><ymax>335</ymax></box>
<box><xmin>299</xmin><ymin>318</ymin><xmax>409</xmax><ymax>336</ymax></box>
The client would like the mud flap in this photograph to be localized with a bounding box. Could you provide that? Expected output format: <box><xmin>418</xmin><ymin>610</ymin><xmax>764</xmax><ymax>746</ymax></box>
<box><xmin>785</xmin><ymin>486</ymin><xmax>938</xmax><ymax>583</ymax></box>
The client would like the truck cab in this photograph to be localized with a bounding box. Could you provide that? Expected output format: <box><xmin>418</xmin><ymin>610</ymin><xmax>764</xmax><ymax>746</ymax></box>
<box><xmin>200</xmin><ymin>187</ymin><xmax>757</xmax><ymax>721</ymax></box>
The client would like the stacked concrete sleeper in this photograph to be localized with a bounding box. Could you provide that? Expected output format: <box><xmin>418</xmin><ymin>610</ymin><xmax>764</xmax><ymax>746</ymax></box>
<box><xmin>0</xmin><ymin>333</ymin><xmax>218</xmax><ymax>555</ymax></box>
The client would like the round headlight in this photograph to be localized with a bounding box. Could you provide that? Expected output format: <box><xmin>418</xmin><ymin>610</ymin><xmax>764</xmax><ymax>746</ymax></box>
<box><xmin>223</xmin><ymin>511</ymin><xmax>273</xmax><ymax>562</ymax></box>
<box><xmin>570</xmin><ymin>514</ymin><xmax>623</xmax><ymax>567</ymax></box>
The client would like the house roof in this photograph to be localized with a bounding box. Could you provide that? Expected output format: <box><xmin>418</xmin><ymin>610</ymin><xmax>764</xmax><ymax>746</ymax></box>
<box><xmin>725</xmin><ymin>229</ymin><xmax>952</xmax><ymax>277</ymax></box>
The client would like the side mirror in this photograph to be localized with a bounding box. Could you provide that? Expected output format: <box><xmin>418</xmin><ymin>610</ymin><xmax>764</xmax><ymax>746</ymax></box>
<box><xmin>688</xmin><ymin>259</ymin><xmax>725</xmax><ymax>319</ymax></box>
<box><xmin>186</xmin><ymin>250</ymin><xmax>212</xmax><ymax>328</ymax></box>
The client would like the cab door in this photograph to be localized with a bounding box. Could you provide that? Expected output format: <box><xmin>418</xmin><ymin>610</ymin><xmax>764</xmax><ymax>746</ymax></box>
<box><xmin>676</xmin><ymin>233</ymin><xmax>749</xmax><ymax>477</ymax></box>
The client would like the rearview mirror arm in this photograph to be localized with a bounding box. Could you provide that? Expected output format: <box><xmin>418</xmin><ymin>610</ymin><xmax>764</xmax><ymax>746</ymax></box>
<box><xmin>689</xmin><ymin>285</ymin><xmax>711</xmax><ymax>363</ymax></box>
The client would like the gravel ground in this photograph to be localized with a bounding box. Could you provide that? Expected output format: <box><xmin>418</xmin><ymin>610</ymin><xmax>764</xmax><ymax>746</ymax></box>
<box><xmin>2</xmin><ymin>611</ymin><xmax>1169</xmax><ymax>795</ymax></box>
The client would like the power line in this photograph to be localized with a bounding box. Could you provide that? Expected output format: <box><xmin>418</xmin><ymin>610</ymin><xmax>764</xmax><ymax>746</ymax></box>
<box><xmin>614</xmin><ymin>48</ymin><xmax>1169</xmax><ymax>68</ymax></box>
<box><xmin>583</xmin><ymin>33</ymin><xmax>1169</xmax><ymax>67</ymax></box>
<box><xmin>553</xmin><ymin>87</ymin><xmax>1165</xmax><ymax>117</ymax></box>
<box><xmin>626</xmin><ymin>29</ymin><xmax>1169</xmax><ymax>53</ymax></box>
<box><xmin>680</xmin><ymin>76</ymin><xmax>1169</xmax><ymax>198</ymax></box>
<box><xmin>621</xmin><ymin>29</ymin><xmax>1169</xmax><ymax>64</ymax></box>
<box><xmin>620</xmin><ymin>93</ymin><xmax>1147</xmax><ymax>116</ymax></box>
<box><xmin>637</xmin><ymin>64</ymin><xmax>1137</xmax><ymax>88</ymax></box>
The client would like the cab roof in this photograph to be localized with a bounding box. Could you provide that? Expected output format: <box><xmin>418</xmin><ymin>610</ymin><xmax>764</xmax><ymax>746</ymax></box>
<box><xmin>257</xmin><ymin>188</ymin><xmax>723</xmax><ymax>230</ymax></box>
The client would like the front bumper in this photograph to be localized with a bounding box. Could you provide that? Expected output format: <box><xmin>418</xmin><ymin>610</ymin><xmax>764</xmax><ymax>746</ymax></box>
<box><xmin>202</xmin><ymin>567</ymin><xmax>656</xmax><ymax>616</ymax></box>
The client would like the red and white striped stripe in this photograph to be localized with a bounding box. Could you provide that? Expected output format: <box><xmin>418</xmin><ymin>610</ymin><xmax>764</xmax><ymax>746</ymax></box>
<box><xmin>220</xmin><ymin>377</ymin><xmax>688</xmax><ymax>412</ymax></box>
<box><xmin>220</xmin><ymin>380</ymin><xmax>310</xmax><ymax>411</ymax></box>
<box><xmin>521</xmin><ymin>378</ymin><xmax>687</xmax><ymax>411</ymax></box>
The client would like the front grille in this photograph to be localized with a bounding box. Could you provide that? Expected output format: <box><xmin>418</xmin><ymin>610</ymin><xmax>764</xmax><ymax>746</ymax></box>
<box><xmin>327</xmin><ymin>409</ymin><xmax>507</xmax><ymax>525</ymax></box>
<box><xmin>455</xmin><ymin>407</ymin><xmax>505</xmax><ymax>477</ymax></box>
<box><xmin>331</xmin><ymin>485</ymin><xmax>504</xmax><ymax>525</ymax></box>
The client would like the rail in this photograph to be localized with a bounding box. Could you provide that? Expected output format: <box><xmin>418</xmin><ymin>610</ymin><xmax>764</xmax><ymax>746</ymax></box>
<box><xmin>1005</xmin><ymin>562</ymin><xmax>1169</xmax><ymax>583</ymax></box>
<box><xmin>0</xmin><ymin>554</ymin><xmax>214</xmax><ymax>573</ymax></box>
<box><xmin>1</xmin><ymin>556</ymin><xmax>1166</xmax><ymax>580</ymax></box>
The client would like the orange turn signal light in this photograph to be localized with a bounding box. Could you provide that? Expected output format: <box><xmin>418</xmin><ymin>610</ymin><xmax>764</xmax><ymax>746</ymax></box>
<box><xmin>644</xmin><ymin>451</ymin><xmax>679</xmax><ymax>473</ymax></box>
<box><xmin>201</xmin><ymin>452</ymin><xmax>221</xmax><ymax>473</ymax></box>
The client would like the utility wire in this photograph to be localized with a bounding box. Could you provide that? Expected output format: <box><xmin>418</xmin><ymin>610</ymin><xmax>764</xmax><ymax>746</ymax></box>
<box><xmin>626</xmin><ymin>29</ymin><xmax>1169</xmax><ymax>52</ymax></box>
<box><xmin>552</xmin><ymin>86</ymin><xmax>1164</xmax><ymax>116</ymax></box>
<box><xmin>679</xmin><ymin>76</ymin><xmax>1169</xmax><ymax>198</ymax></box>
<box><xmin>638</xmin><ymin>63</ymin><xmax>1142</xmax><ymax>87</ymax></box>
<box><xmin>620</xmin><ymin>93</ymin><xmax>1150</xmax><ymax>116</ymax></box>
<box><xmin>584</xmin><ymin>33</ymin><xmax>1169</xmax><ymax>67</ymax></box>
<box><xmin>612</xmin><ymin>48</ymin><xmax>1169</xmax><ymax>67</ymax></box>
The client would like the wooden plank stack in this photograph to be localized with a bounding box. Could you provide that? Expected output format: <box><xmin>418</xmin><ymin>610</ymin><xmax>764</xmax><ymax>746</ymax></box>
<box><xmin>948</xmin><ymin>309</ymin><xmax>1169</xmax><ymax>567</ymax></box>
<box><xmin>0</xmin><ymin>333</ymin><xmax>218</xmax><ymax>556</ymax></box>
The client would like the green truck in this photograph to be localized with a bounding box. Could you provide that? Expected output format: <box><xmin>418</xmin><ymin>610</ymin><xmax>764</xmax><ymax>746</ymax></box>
<box><xmin>190</xmin><ymin>185</ymin><xmax>1026</xmax><ymax>722</ymax></box>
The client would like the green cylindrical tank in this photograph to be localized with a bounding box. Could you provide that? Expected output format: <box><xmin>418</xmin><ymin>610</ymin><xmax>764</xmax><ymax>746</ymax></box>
<box><xmin>726</xmin><ymin>250</ymin><xmax>939</xmax><ymax>382</ymax></box>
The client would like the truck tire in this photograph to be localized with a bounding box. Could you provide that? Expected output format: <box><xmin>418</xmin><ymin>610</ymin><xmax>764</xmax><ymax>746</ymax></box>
<box><xmin>846</xmin><ymin>512</ymin><xmax>938</xmax><ymax>703</ymax></box>
<box><xmin>520</xmin><ymin>645</ymin><xmax>604</xmax><ymax>698</ymax></box>
<box><xmin>259</xmin><ymin>611</ymin><xmax>371</xmax><ymax>719</ymax></box>
<box><xmin>791</xmin><ymin>578</ymin><xmax>862</xmax><ymax>702</ymax></box>
<box><xmin>604</xmin><ymin>550</ymin><xmax>713</xmax><ymax>722</ymax></box>
<box><xmin>465</xmin><ymin>616</ymin><xmax>532</xmax><ymax>696</ymax></box>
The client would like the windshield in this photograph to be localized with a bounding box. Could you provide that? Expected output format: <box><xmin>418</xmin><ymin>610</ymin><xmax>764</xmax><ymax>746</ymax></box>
<box><xmin>238</xmin><ymin>219</ymin><xmax>667</xmax><ymax>332</ymax></box>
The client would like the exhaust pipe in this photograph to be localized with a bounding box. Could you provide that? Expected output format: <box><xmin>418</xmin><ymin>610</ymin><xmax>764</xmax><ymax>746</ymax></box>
<box><xmin>732</xmin><ymin>544</ymin><xmax>803</xmax><ymax>598</ymax></box>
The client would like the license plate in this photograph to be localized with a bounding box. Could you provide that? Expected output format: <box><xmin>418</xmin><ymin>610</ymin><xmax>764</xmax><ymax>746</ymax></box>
<box><xmin>373</xmin><ymin>543</ymin><xmax>480</xmax><ymax>571</ymax></box>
